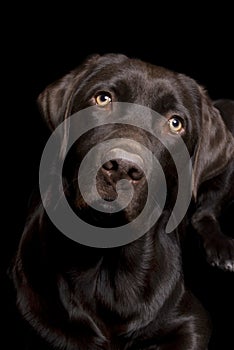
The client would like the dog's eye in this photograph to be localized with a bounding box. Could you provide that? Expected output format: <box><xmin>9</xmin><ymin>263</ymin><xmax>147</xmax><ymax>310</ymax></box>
<box><xmin>95</xmin><ymin>92</ymin><xmax>112</xmax><ymax>107</ymax></box>
<box><xmin>168</xmin><ymin>116</ymin><xmax>184</xmax><ymax>134</ymax></box>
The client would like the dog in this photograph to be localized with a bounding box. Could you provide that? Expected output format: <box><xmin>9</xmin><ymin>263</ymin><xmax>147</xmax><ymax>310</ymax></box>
<box><xmin>11</xmin><ymin>54</ymin><xmax>234</xmax><ymax>349</ymax></box>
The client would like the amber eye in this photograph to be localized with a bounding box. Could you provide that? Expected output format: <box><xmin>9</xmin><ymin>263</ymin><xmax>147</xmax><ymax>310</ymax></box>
<box><xmin>95</xmin><ymin>92</ymin><xmax>112</xmax><ymax>107</ymax></box>
<box><xmin>168</xmin><ymin>116</ymin><xmax>184</xmax><ymax>133</ymax></box>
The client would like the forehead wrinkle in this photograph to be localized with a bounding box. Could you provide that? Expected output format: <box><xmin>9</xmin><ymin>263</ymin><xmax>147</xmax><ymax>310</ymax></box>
<box><xmin>127</xmin><ymin>76</ymin><xmax>184</xmax><ymax>113</ymax></box>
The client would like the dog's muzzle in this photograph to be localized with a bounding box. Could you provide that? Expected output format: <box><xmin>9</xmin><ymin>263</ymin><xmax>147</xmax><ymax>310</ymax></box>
<box><xmin>77</xmin><ymin>138</ymin><xmax>153</xmax><ymax>215</ymax></box>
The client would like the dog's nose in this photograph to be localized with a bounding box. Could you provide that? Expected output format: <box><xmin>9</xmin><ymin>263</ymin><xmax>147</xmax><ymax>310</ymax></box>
<box><xmin>102</xmin><ymin>159</ymin><xmax>144</xmax><ymax>182</ymax></box>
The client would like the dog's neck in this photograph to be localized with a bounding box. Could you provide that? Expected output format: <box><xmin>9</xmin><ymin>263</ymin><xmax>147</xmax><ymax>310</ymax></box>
<box><xmin>51</xmin><ymin>216</ymin><xmax>182</xmax><ymax>332</ymax></box>
<box><xmin>14</xmin><ymin>207</ymin><xmax>183</xmax><ymax>336</ymax></box>
<box><xmin>39</xmin><ymin>208</ymin><xmax>179</xmax><ymax>268</ymax></box>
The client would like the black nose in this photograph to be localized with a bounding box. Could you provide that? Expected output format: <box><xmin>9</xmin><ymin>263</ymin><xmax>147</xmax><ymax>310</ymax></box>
<box><xmin>102</xmin><ymin>159</ymin><xmax>144</xmax><ymax>182</ymax></box>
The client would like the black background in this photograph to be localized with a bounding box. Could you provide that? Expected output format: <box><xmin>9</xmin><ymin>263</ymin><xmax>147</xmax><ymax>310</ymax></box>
<box><xmin>1</xmin><ymin>6</ymin><xmax>234</xmax><ymax>350</ymax></box>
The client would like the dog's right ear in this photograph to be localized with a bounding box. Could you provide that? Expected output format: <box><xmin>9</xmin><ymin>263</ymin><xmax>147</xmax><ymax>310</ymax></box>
<box><xmin>37</xmin><ymin>54</ymin><xmax>100</xmax><ymax>130</ymax></box>
<box><xmin>192</xmin><ymin>88</ymin><xmax>234</xmax><ymax>199</ymax></box>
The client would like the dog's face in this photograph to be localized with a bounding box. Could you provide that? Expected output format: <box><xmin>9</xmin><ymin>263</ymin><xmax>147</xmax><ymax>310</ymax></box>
<box><xmin>38</xmin><ymin>54</ymin><xmax>233</xmax><ymax>228</ymax></box>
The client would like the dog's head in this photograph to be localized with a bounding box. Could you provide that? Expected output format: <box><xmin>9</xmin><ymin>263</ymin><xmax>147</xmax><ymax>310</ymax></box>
<box><xmin>38</xmin><ymin>54</ymin><xmax>234</xmax><ymax>229</ymax></box>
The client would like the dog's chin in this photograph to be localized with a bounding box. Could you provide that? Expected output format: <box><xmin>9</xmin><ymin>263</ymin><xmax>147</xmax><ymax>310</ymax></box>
<box><xmin>75</xmin><ymin>201</ymin><xmax>130</xmax><ymax>228</ymax></box>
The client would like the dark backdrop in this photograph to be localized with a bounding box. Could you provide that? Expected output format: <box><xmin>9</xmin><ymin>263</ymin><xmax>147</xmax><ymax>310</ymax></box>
<box><xmin>2</xmin><ymin>7</ymin><xmax>233</xmax><ymax>350</ymax></box>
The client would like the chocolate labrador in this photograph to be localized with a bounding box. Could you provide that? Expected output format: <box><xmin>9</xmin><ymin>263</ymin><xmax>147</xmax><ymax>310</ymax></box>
<box><xmin>11</xmin><ymin>54</ymin><xmax>234</xmax><ymax>349</ymax></box>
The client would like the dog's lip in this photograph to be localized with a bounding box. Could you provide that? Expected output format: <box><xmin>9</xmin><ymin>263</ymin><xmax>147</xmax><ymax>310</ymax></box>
<box><xmin>88</xmin><ymin>198</ymin><xmax>122</xmax><ymax>213</ymax></box>
<box><xmin>103</xmin><ymin>148</ymin><xmax>144</xmax><ymax>169</ymax></box>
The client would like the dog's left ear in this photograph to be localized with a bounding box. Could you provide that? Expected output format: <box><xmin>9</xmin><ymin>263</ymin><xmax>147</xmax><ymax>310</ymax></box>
<box><xmin>193</xmin><ymin>87</ymin><xmax>234</xmax><ymax>199</ymax></box>
<box><xmin>37</xmin><ymin>55</ymin><xmax>100</xmax><ymax>158</ymax></box>
<box><xmin>37</xmin><ymin>54</ymin><xmax>100</xmax><ymax>130</ymax></box>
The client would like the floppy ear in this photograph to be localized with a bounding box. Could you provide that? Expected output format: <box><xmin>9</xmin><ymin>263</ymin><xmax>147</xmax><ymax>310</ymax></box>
<box><xmin>193</xmin><ymin>87</ymin><xmax>234</xmax><ymax>199</ymax></box>
<box><xmin>37</xmin><ymin>55</ymin><xmax>100</xmax><ymax>159</ymax></box>
<box><xmin>37</xmin><ymin>54</ymin><xmax>100</xmax><ymax>130</ymax></box>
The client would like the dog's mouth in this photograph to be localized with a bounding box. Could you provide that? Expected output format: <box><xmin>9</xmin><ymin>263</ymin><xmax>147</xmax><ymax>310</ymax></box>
<box><xmin>75</xmin><ymin>200</ymin><xmax>134</xmax><ymax>228</ymax></box>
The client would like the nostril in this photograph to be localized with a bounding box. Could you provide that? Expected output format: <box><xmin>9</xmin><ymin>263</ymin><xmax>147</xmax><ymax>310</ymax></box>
<box><xmin>102</xmin><ymin>158</ymin><xmax>144</xmax><ymax>181</ymax></box>
<box><xmin>102</xmin><ymin>160</ymin><xmax>118</xmax><ymax>171</ymax></box>
<box><xmin>128</xmin><ymin>167</ymin><xmax>144</xmax><ymax>181</ymax></box>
